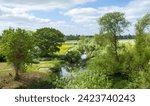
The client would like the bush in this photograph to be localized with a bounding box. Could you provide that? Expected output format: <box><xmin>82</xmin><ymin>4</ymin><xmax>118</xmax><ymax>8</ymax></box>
<box><xmin>65</xmin><ymin>69</ymin><xmax>112</xmax><ymax>89</ymax></box>
<box><xmin>0</xmin><ymin>44</ymin><xmax>6</xmax><ymax>62</ymax></box>
<box><xmin>24</xmin><ymin>73</ymin><xmax>58</xmax><ymax>89</ymax></box>
<box><xmin>65</xmin><ymin>50</ymin><xmax>81</xmax><ymax>64</ymax></box>
<box><xmin>0</xmin><ymin>52</ymin><xmax>6</xmax><ymax>62</ymax></box>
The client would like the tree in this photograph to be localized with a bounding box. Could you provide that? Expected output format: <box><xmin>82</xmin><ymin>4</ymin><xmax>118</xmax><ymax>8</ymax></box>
<box><xmin>135</xmin><ymin>14</ymin><xmax>150</xmax><ymax>35</ymax></box>
<box><xmin>135</xmin><ymin>13</ymin><xmax>150</xmax><ymax>71</ymax></box>
<box><xmin>98</xmin><ymin>12</ymin><xmax>129</xmax><ymax>62</ymax></box>
<box><xmin>0</xmin><ymin>36</ymin><xmax>6</xmax><ymax>62</ymax></box>
<box><xmin>120</xmin><ymin>13</ymin><xmax>150</xmax><ymax>88</ymax></box>
<box><xmin>1</xmin><ymin>28</ymin><xmax>35</xmax><ymax>80</ymax></box>
<box><xmin>35</xmin><ymin>27</ymin><xmax>65</xmax><ymax>57</ymax></box>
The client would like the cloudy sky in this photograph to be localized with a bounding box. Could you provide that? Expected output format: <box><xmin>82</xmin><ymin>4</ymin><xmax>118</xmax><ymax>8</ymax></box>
<box><xmin>0</xmin><ymin>0</ymin><xmax>150</xmax><ymax>35</ymax></box>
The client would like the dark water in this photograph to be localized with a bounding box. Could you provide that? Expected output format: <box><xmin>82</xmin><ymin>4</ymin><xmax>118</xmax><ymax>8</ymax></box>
<box><xmin>60</xmin><ymin>53</ymin><xmax>87</xmax><ymax>77</ymax></box>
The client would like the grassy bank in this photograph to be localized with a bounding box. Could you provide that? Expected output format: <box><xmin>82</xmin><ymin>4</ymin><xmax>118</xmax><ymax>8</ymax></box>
<box><xmin>0</xmin><ymin>58</ymin><xmax>62</xmax><ymax>89</ymax></box>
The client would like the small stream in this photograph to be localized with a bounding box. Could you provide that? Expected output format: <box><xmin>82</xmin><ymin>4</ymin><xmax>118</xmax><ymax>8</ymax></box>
<box><xmin>38</xmin><ymin>53</ymin><xmax>87</xmax><ymax>77</ymax></box>
<box><xmin>60</xmin><ymin>53</ymin><xmax>87</xmax><ymax>77</ymax></box>
<box><xmin>60</xmin><ymin>66</ymin><xmax>70</xmax><ymax>77</ymax></box>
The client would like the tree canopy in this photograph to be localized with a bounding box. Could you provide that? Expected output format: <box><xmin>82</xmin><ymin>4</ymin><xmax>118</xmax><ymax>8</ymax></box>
<box><xmin>35</xmin><ymin>27</ymin><xmax>65</xmax><ymax>57</ymax></box>
<box><xmin>1</xmin><ymin>28</ymin><xmax>35</xmax><ymax>79</ymax></box>
<box><xmin>98</xmin><ymin>12</ymin><xmax>129</xmax><ymax>62</ymax></box>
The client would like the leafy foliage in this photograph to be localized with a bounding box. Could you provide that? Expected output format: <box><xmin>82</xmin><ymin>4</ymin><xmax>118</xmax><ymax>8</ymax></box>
<box><xmin>64</xmin><ymin>12</ymin><xmax>150</xmax><ymax>89</ymax></box>
<box><xmin>65</xmin><ymin>50</ymin><xmax>81</xmax><ymax>64</ymax></box>
<box><xmin>65</xmin><ymin>69</ymin><xmax>111</xmax><ymax>89</ymax></box>
<box><xmin>99</xmin><ymin>12</ymin><xmax>129</xmax><ymax>62</ymax></box>
<box><xmin>1</xmin><ymin>28</ymin><xmax>35</xmax><ymax>79</ymax></box>
<box><xmin>35</xmin><ymin>27</ymin><xmax>65</xmax><ymax>57</ymax></box>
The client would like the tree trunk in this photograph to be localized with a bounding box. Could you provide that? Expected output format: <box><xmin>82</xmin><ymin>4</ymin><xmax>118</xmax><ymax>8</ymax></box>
<box><xmin>114</xmin><ymin>43</ymin><xmax>119</xmax><ymax>62</ymax></box>
<box><xmin>14</xmin><ymin>64</ymin><xmax>20</xmax><ymax>80</ymax></box>
<box><xmin>113</xmin><ymin>34</ymin><xmax>119</xmax><ymax>62</ymax></box>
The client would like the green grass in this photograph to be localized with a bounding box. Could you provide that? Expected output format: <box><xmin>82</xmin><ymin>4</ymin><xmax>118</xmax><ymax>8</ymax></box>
<box><xmin>0</xmin><ymin>59</ymin><xmax>62</xmax><ymax>73</ymax></box>
<box><xmin>64</xmin><ymin>40</ymin><xmax>78</xmax><ymax>45</ymax></box>
<box><xmin>56</xmin><ymin>40</ymin><xmax>78</xmax><ymax>55</ymax></box>
<box><xmin>0</xmin><ymin>63</ymin><xmax>15</xmax><ymax>88</ymax></box>
<box><xmin>27</xmin><ymin>60</ymin><xmax>61</xmax><ymax>72</ymax></box>
<box><xmin>56</xmin><ymin>45</ymin><xmax>71</xmax><ymax>55</ymax></box>
<box><xmin>0</xmin><ymin>62</ymin><xmax>13</xmax><ymax>72</ymax></box>
<box><xmin>0</xmin><ymin>59</ymin><xmax>61</xmax><ymax>88</ymax></box>
<box><xmin>0</xmin><ymin>63</ymin><xmax>14</xmax><ymax>79</ymax></box>
<box><xmin>119</xmin><ymin>39</ymin><xmax>134</xmax><ymax>49</ymax></box>
<box><xmin>119</xmin><ymin>39</ymin><xmax>134</xmax><ymax>44</ymax></box>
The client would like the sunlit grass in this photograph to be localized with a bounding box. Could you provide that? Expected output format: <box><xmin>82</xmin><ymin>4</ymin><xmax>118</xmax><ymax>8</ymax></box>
<box><xmin>119</xmin><ymin>39</ymin><xmax>134</xmax><ymax>44</ymax></box>
<box><xmin>56</xmin><ymin>45</ymin><xmax>72</xmax><ymax>55</ymax></box>
<box><xmin>64</xmin><ymin>40</ymin><xmax>78</xmax><ymax>45</ymax></box>
<box><xmin>0</xmin><ymin>62</ymin><xmax>12</xmax><ymax>72</ymax></box>
<box><xmin>56</xmin><ymin>40</ymin><xmax>78</xmax><ymax>55</ymax></box>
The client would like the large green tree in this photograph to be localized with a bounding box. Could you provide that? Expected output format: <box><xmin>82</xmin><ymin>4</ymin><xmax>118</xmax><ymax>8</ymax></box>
<box><xmin>1</xmin><ymin>28</ymin><xmax>35</xmax><ymax>79</ymax></box>
<box><xmin>135</xmin><ymin>13</ymin><xmax>150</xmax><ymax>70</ymax></box>
<box><xmin>99</xmin><ymin>12</ymin><xmax>129</xmax><ymax>62</ymax></box>
<box><xmin>35</xmin><ymin>27</ymin><xmax>65</xmax><ymax>57</ymax></box>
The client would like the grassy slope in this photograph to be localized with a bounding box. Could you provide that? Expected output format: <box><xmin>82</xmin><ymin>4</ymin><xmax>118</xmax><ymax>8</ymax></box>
<box><xmin>0</xmin><ymin>60</ymin><xmax>60</xmax><ymax>88</ymax></box>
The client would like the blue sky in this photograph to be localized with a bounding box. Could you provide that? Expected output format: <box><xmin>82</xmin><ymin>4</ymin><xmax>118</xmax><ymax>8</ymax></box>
<box><xmin>0</xmin><ymin>0</ymin><xmax>150</xmax><ymax>35</ymax></box>
<box><xmin>32</xmin><ymin>0</ymin><xmax>129</xmax><ymax>21</ymax></box>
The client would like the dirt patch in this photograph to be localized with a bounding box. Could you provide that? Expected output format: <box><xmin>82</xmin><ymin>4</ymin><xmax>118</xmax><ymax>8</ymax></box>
<box><xmin>1</xmin><ymin>72</ymin><xmax>48</xmax><ymax>89</ymax></box>
<box><xmin>2</xmin><ymin>81</ymin><xmax>23</xmax><ymax>89</ymax></box>
<box><xmin>20</xmin><ymin>72</ymin><xmax>48</xmax><ymax>82</ymax></box>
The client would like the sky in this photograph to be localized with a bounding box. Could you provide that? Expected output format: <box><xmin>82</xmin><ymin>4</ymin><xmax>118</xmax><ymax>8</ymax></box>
<box><xmin>0</xmin><ymin>0</ymin><xmax>150</xmax><ymax>35</ymax></box>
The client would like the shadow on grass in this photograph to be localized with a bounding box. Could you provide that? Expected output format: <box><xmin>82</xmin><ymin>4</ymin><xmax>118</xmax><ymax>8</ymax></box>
<box><xmin>18</xmin><ymin>79</ymin><xmax>56</xmax><ymax>89</ymax></box>
<box><xmin>17</xmin><ymin>72</ymin><xmax>58</xmax><ymax>89</ymax></box>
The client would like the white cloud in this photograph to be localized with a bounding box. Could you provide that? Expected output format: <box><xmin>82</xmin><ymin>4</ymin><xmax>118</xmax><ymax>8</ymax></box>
<box><xmin>0</xmin><ymin>0</ymin><xmax>96</xmax><ymax>11</ymax></box>
<box><xmin>0</xmin><ymin>0</ymin><xmax>96</xmax><ymax>35</ymax></box>
<box><xmin>0</xmin><ymin>0</ymin><xmax>150</xmax><ymax>35</ymax></box>
<box><xmin>64</xmin><ymin>0</ymin><xmax>150</xmax><ymax>35</ymax></box>
<box><xmin>64</xmin><ymin>8</ymin><xmax>99</xmax><ymax>25</ymax></box>
<box><xmin>65</xmin><ymin>8</ymin><xmax>99</xmax><ymax>16</ymax></box>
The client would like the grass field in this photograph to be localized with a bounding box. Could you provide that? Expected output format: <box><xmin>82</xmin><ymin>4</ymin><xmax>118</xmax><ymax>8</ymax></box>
<box><xmin>119</xmin><ymin>39</ymin><xmax>134</xmax><ymax>44</ymax></box>
<box><xmin>0</xmin><ymin>59</ymin><xmax>62</xmax><ymax>88</ymax></box>
<box><xmin>64</xmin><ymin>40</ymin><xmax>79</xmax><ymax>45</ymax></box>
<box><xmin>56</xmin><ymin>40</ymin><xmax>78</xmax><ymax>55</ymax></box>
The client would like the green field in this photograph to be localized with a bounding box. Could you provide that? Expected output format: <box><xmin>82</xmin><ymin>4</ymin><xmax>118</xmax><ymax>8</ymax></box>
<box><xmin>56</xmin><ymin>40</ymin><xmax>78</xmax><ymax>55</ymax></box>
<box><xmin>0</xmin><ymin>59</ymin><xmax>62</xmax><ymax>88</ymax></box>
<box><xmin>119</xmin><ymin>39</ymin><xmax>134</xmax><ymax>44</ymax></box>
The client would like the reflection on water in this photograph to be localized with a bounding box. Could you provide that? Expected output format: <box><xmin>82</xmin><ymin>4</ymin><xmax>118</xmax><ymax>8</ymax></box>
<box><xmin>60</xmin><ymin>53</ymin><xmax>87</xmax><ymax>77</ymax></box>
<box><xmin>60</xmin><ymin>66</ymin><xmax>70</xmax><ymax>77</ymax></box>
<box><xmin>81</xmin><ymin>53</ymin><xmax>87</xmax><ymax>60</ymax></box>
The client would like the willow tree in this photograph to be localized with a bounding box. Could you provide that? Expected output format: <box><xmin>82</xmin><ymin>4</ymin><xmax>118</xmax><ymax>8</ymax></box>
<box><xmin>98</xmin><ymin>12</ymin><xmax>129</xmax><ymax>62</ymax></box>
<box><xmin>1</xmin><ymin>28</ymin><xmax>35</xmax><ymax>80</ymax></box>
<box><xmin>135</xmin><ymin>13</ymin><xmax>150</xmax><ymax>71</ymax></box>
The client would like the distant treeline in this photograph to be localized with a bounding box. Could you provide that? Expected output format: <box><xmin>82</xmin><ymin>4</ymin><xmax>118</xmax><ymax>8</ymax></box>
<box><xmin>118</xmin><ymin>35</ymin><xmax>135</xmax><ymax>39</ymax></box>
<box><xmin>65</xmin><ymin>34</ymin><xmax>135</xmax><ymax>40</ymax></box>
<box><xmin>65</xmin><ymin>35</ymin><xmax>83</xmax><ymax>40</ymax></box>
<box><xmin>1</xmin><ymin>34</ymin><xmax>135</xmax><ymax>41</ymax></box>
